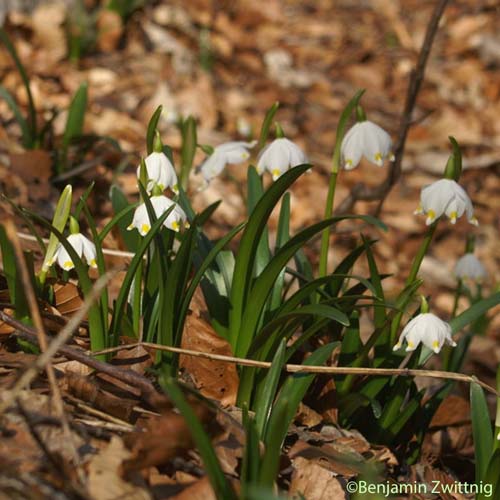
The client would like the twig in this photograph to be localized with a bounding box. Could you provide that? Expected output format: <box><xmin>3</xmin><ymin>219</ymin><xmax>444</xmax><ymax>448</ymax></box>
<box><xmin>17</xmin><ymin>232</ymin><xmax>135</xmax><ymax>259</ymax></box>
<box><xmin>4</xmin><ymin>220</ymin><xmax>84</xmax><ymax>482</ymax></box>
<box><xmin>1</xmin><ymin>313</ymin><xmax>161</xmax><ymax>406</ymax></box>
<box><xmin>92</xmin><ymin>341</ymin><xmax>500</xmax><ymax>398</ymax></box>
<box><xmin>0</xmin><ymin>270</ymin><xmax>115</xmax><ymax>415</ymax></box>
<box><xmin>64</xmin><ymin>393</ymin><xmax>135</xmax><ymax>429</ymax></box>
<box><xmin>335</xmin><ymin>0</ymin><xmax>449</xmax><ymax>215</ymax></box>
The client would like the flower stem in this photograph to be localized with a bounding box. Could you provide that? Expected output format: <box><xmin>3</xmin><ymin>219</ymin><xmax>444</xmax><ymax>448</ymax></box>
<box><xmin>318</xmin><ymin>170</ymin><xmax>338</xmax><ymax>277</ymax></box>
<box><xmin>391</xmin><ymin>221</ymin><xmax>438</xmax><ymax>343</ymax></box>
<box><xmin>495</xmin><ymin>367</ymin><xmax>500</xmax><ymax>450</ymax></box>
<box><xmin>451</xmin><ymin>278</ymin><xmax>463</xmax><ymax>318</ymax></box>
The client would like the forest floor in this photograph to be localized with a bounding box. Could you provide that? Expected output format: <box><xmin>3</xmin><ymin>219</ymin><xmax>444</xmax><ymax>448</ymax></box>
<box><xmin>0</xmin><ymin>0</ymin><xmax>499</xmax><ymax>498</ymax></box>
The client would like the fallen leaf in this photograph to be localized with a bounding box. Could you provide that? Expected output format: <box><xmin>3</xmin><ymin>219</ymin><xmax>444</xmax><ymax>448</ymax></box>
<box><xmin>290</xmin><ymin>456</ymin><xmax>347</xmax><ymax>500</ymax></box>
<box><xmin>180</xmin><ymin>309</ymin><xmax>239</xmax><ymax>407</ymax></box>
<box><xmin>88</xmin><ymin>436</ymin><xmax>151</xmax><ymax>500</ymax></box>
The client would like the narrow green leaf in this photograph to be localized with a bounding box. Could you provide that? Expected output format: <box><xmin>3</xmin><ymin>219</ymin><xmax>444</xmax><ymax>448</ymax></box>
<box><xmin>40</xmin><ymin>185</ymin><xmax>73</xmax><ymax>276</ymax></box>
<box><xmin>229</xmin><ymin>164</ymin><xmax>310</xmax><ymax>351</ymax></box>
<box><xmin>62</xmin><ymin>82</ymin><xmax>87</xmax><ymax>149</ymax></box>
<box><xmin>146</xmin><ymin>105</ymin><xmax>162</xmax><ymax>154</ymax></box>
<box><xmin>479</xmin><ymin>449</ymin><xmax>500</xmax><ymax>500</ymax></box>
<box><xmin>236</xmin><ymin>214</ymin><xmax>384</xmax><ymax>358</ymax></box>
<box><xmin>0</xmin><ymin>225</ymin><xmax>30</xmax><ymax>318</ymax></box>
<box><xmin>260</xmin><ymin>343</ymin><xmax>335</xmax><ymax>485</ymax></box>
<box><xmin>0</xmin><ymin>85</ymin><xmax>32</xmax><ymax>147</ymax></box>
<box><xmin>247</xmin><ymin>166</ymin><xmax>271</xmax><ymax>276</ymax></box>
<box><xmin>241</xmin><ymin>406</ymin><xmax>261</xmax><ymax>496</ymax></box>
<box><xmin>109</xmin><ymin>205</ymin><xmax>175</xmax><ymax>341</ymax></box>
<box><xmin>160</xmin><ymin>377</ymin><xmax>237</xmax><ymax>500</ymax></box>
<box><xmin>270</xmin><ymin>192</ymin><xmax>290</xmax><ymax>310</ymax></box>
<box><xmin>470</xmin><ymin>381</ymin><xmax>493</xmax><ymax>482</ymax></box>
<box><xmin>258</xmin><ymin>101</ymin><xmax>279</xmax><ymax>150</ymax></box>
<box><xmin>109</xmin><ymin>184</ymin><xmax>139</xmax><ymax>252</ymax></box>
<box><xmin>255</xmin><ymin>339</ymin><xmax>286</xmax><ymax>437</ymax></box>
<box><xmin>0</xmin><ymin>28</ymin><xmax>37</xmax><ymax>142</ymax></box>
<box><xmin>180</xmin><ymin>116</ymin><xmax>197</xmax><ymax>191</ymax></box>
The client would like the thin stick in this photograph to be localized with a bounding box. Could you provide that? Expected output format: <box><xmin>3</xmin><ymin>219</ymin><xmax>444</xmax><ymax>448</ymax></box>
<box><xmin>335</xmin><ymin>0</ymin><xmax>449</xmax><ymax>215</ymax></box>
<box><xmin>2</xmin><ymin>312</ymin><xmax>160</xmax><ymax>405</ymax></box>
<box><xmin>17</xmin><ymin>232</ymin><xmax>135</xmax><ymax>259</ymax></box>
<box><xmin>0</xmin><ymin>270</ymin><xmax>114</xmax><ymax>415</ymax></box>
<box><xmin>93</xmin><ymin>342</ymin><xmax>499</xmax><ymax>398</ymax></box>
<box><xmin>4</xmin><ymin>221</ymin><xmax>84</xmax><ymax>480</ymax></box>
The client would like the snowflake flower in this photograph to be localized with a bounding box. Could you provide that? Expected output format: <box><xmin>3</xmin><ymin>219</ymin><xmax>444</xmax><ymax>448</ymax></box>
<box><xmin>414</xmin><ymin>179</ymin><xmax>478</xmax><ymax>226</ymax></box>
<box><xmin>51</xmin><ymin>233</ymin><xmax>97</xmax><ymax>271</ymax></box>
<box><xmin>341</xmin><ymin>121</ymin><xmax>394</xmax><ymax>170</ymax></box>
<box><xmin>256</xmin><ymin>137</ymin><xmax>307</xmax><ymax>180</ymax></box>
<box><xmin>393</xmin><ymin>313</ymin><xmax>456</xmax><ymax>354</ymax></box>
<box><xmin>127</xmin><ymin>195</ymin><xmax>187</xmax><ymax>236</ymax></box>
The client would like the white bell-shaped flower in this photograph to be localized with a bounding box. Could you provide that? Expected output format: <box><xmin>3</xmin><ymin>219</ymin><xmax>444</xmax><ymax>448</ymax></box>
<box><xmin>51</xmin><ymin>233</ymin><xmax>97</xmax><ymax>271</ymax></box>
<box><xmin>454</xmin><ymin>253</ymin><xmax>487</xmax><ymax>281</ymax></box>
<box><xmin>137</xmin><ymin>152</ymin><xmax>179</xmax><ymax>194</ymax></box>
<box><xmin>127</xmin><ymin>195</ymin><xmax>187</xmax><ymax>236</ymax></box>
<box><xmin>341</xmin><ymin>121</ymin><xmax>394</xmax><ymax>170</ymax></box>
<box><xmin>256</xmin><ymin>137</ymin><xmax>307</xmax><ymax>180</ymax></box>
<box><xmin>414</xmin><ymin>179</ymin><xmax>478</xmax><ymax>226</ymax></box>
<box><xmin>393</xmin><ymin>313</ymin><xmax>456</xmax><ymax>354</ymax></box>
<box><xmin>199</xmin><ymin>141</ymin><xmax>256</xmax><ymax>184</ymax></box>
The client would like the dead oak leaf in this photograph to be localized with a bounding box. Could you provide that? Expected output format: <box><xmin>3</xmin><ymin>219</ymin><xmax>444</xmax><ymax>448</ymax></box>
<box><xmin>290</xmin><ymin>456</ymin><xmax>347</xmax><ymax>500</ymax></box>
<box><xmin>180</xmin><ymin>313</ymin><xmax>238</xmax><ymax>406</ymax></box>
<box><xmin>88</xmin><ymin>436</ymin><xmax>151</xmax><ymax>500</ymax></box>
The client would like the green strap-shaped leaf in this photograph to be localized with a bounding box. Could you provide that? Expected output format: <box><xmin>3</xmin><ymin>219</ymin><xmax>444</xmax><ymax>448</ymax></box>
<box><xmin>470</xmin><ymin>381</ymin><xmax>493</xmax><ymax>482</ymax></box>
<box><xmin>229</xmin><ymin>164</ymin><xmax>310</xmax><ymax>350</ymax></box>
<box><xmin>160</xmin><ymin>377</ymin><xmax>237</xmax><ymax>500</ymax></box>
<box><xmin>146</xmin><ymin>105</ymin><xmax>162</xmax><ymax>154</ymax></box>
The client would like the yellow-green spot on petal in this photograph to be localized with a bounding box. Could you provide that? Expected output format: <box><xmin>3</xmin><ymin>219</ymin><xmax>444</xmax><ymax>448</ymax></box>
<box><xmin>345</xmin><ymin>159</ymin><xmax>353</xmax><ymax>168</ymax></box>
<box><xmin>374</xmin><ymin>152</ymin><xmax>382</xmax><ymax>162</ymax></box>
<box><xmin>173</xmin><ymin>184</ymin><xmax>179</xmax><ymax>194</ymax></box>
<box><xmin>141</xmin><ymin>223</ymin><xmax>150</xmax><ymax>235</ymax></box>
<box><xmin>90</xmin><ymin>259</ymin><xmax>97</xmax><ymax>267</ymax></box>
<box><xmin>449</xmin><ymin>211</ymin><xmax>458</xmax><ymax>223</ymax></box>
<box><xmin>407</xmin><ymin>341</ymin><xmax>414</xmax><ymax>348</ymax></box>
<box><xmin>63</xmin><ymin>261</ymin><xmax>73</xmax><ymax>270</ymax></box>
<box><xmin>432</xmin><ymin>340</ymin><xmax>440</xmax><ymax>349</ymax></box>
<box><xmin>271</xmin><ymin>169</ymin><xmax>281</xmax><ymax>178</ymax></box>
<box><xmin>171</xmin><ymin>220</ymin><xmax>180</xmax><ymax>231</ymax></box>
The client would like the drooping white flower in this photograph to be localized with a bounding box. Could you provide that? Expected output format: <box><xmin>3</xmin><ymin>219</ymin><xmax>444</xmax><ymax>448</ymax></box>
<box><xmin>393</xmin><ymin>313</ymin><xmax>456</xmax><ymax>354</ymax></box>
<box><xmin>414</xmin><ymin>179</ymin><xmax>478</xmax><ymax>226</ymax></box>
<box><xmin>454</xmin><ymin>253</ymin><xmax>487</xmax><ymax>282</ymax></box>
<box><xmin>256</xmin><ymin>137</ymin><xmax>307</xmax><ymax>180</ymax></box>
<box><xmin>50</xmin><ymin>233</ymin><xmax>97</xmax><ymax>271</ymax></box>
<box><xmin>127</xmin><ymin>195</ymin><xmax>187</xmax><ymax>236</ymax></box>
<box><xmin>199</xmin><ymin>141</ymin><xmax>256</xmax><ymax>184</ymax></box>
<box><xmin>137</xmin><ymin>152</ymin><xmax>179</xmax><ymax>194</ymax></box>
<box><xmin>341</xmin><ymin>121</ymin><xmax>394</xmax><ymax>170</ymax></box>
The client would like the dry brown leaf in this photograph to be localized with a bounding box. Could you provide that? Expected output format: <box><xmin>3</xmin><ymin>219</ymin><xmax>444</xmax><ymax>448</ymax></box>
<box><xmin>290</xmin><ymin>456</ymin><xmax>347</xmax><ymax>500</ymax></box>
<box><xmin>123</xmin><ymin>403</ymin><xmax>216</xmax><ymax>471</ymax></box>
<box><xmin>87</xmin><ymin>436</ymin><xmax>151</xmax><ymax>500</ymax></box>
<box><xmin>53</xmin><ymin>281</ymin><xmax>84</xmax><ymax>316</ymax></box>
<box><xmin>180</xmin><ymin>312</ymin><xmax>239</xmax><ymax>407</ymax></box>
<box><xmin>171</xmin><ymin>476</ymin><xmax>216</xmax><ymax>500</ymax></box>
<box><xmin>96</xmin><ymin>9</ymin><xmax>124</xmax><ymax>53</ymax></box>
<box><xmin>32</xmin><ymin>3</ymin><xmax>67</xmax><ymax>62</ymax></box>
<box><xmin>9</xmin><ymin>150</ymin><xmax>52</xmax><ymax>200</ymax></box>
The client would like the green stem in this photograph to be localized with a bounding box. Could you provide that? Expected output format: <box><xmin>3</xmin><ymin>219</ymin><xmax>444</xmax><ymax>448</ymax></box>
<box><xmin>406</xmin><ymin>221</ymin><xmax>437</xmax><ymax>286</ymax></box>
<box><xmin>391</xmin><ymin>221</ymin><xmax>438</xmax><ymax>343</ymax></box>
<box><xmin>318</xmin><ymin>170</ymin><xmax>338</xmax><ymax>277</ymax></box>
<box><xmin>451</xmin><ymin>279</ymin><xmax>463</xmax><ymax>318</ymax></box>
<box><xmin>495</xmin><ymin>367</ymin><xmax>500</xmax><ymax>450</ymax></box>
